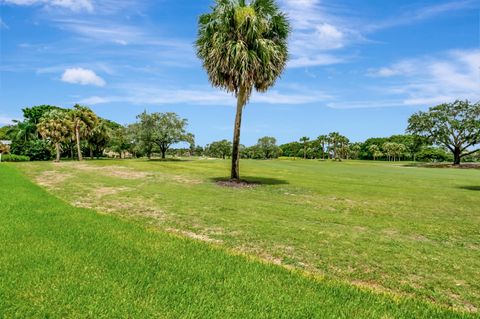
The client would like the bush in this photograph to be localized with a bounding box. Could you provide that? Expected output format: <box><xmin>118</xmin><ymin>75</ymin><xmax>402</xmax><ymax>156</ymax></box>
<box><xmin>417</xmin><ymin>147</ymin><xmax>452</xmax><ymax>162</ymax></box>
<box><xmin>11</xmin><ymin>139</ymin><xmax>53</xmax><ymax>161</ymax></box>
<box><xmin>1</xmin><ymin>154</ymin><xmax>30</xmax><ymax>162</ymax></box>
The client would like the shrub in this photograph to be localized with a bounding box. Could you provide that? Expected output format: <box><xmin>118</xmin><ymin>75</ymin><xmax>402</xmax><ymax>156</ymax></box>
<box><xmin>1</xmin><ymin>154</ymin><xmax>30</xmax><ymax>162</ymax></box>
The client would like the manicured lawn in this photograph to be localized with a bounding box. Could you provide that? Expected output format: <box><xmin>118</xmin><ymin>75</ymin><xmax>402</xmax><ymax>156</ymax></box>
<box><xmin>7</xmin><ymin>158</ymin><xmax>480</xmax><ymax>316</ymax></box>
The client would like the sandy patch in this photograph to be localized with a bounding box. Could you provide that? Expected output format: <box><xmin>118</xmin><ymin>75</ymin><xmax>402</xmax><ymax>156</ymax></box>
<box><xmin>35</xmin><ymin>171</ymin><xmax>72</xmax><ymax>188</ymax></box>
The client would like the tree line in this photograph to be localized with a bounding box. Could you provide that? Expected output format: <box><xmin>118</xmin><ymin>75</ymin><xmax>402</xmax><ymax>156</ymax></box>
<box><xmin>0</xmin><ymin>100</ymin><xmax>478</xmax><ymax>164</ymax></box>
<box><xmin>0</xmin><ymin>105</ymin><xmax>194</xmax><ymax>162</ymax></box>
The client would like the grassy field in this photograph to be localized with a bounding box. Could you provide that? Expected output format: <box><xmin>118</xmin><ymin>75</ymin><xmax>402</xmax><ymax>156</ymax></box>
<box><xmin>3</xmin><ymin>158</ymin><xmax>479</xmax><ymax>317</ymax></box>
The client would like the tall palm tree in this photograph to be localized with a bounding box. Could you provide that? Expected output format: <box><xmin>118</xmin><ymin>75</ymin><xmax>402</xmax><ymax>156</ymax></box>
<box><xmin>37</xmin><ymin>109</ymin><xmax>72</xmax><ymax>162</ymax></box>
<box><xmin>196</xmin><ymin>0</ymin><xmax>290</xmax><ymax>181</ymax></box>
<box><xmin>69</xmin><ymin>104</ymin><xmax>98</xmax><ymax>161</ymax></box>
<box><xmin>299</xmin><ymin>136</ymin><xmax>309</xmax><ymax>159</ymax></box>
<box><xmin>316</xmin><ymin>135</ymin><xmax>328</xmax><ymax>159</ymax></box>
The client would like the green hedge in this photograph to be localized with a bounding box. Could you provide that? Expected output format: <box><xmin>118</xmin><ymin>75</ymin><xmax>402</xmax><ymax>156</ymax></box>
<box><xmin>0</xmin><ymin>154</ymin><xmax>30</xmax><ymax>162</ymax></box>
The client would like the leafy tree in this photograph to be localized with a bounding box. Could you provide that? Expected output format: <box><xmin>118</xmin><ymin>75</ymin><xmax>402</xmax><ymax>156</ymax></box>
<box><xmin>206</xmin><ymin>140</ymin><xmax>232</xmax><ymax>159</ymax></box>
<box><xmin>257</xmin><ymin>136</ymin><xmax>280</xmax><ymax>159</ymax></box>
<box><xmin>279</xmin><ymin>142</ymin><xmax>301</xmax><ymax>158</ymax></box>
<box><xmin>132</xmin><ymin>112</ymin><xmax>193</xmax><ymax>159</ymax></box>
<box><xmin>135</xmin><ymin>111</ymin><xmax>156</xmax><ymax>159</ymax></box>
<box><xmin>37</xmin><ymin>109</ymin><xmax>72</xmax><ymax>162</ymax></box>
<box><xmin>196</xmin><ymin>0</ymin><xmax>290</xmax><ymax>180</ymax></box>
<box><xmin>69</xmin><ymin>104</ymin><xmax>98</xmax><ymax>161</ymax></box>
<box><xmin>407</xmin><ymin>100</ymin><xmax>480</xmax><ymax>165</ymax></box>
<box><xmin>22</xmin><ymin>105</ymin><xmax>61</xmax><ymax>127</ymax></box>
<box><xmin>299</xmin><ymin>136</ymin><xmax>310</xmax><ymax>159</ymax></box>
<box><xmin>417</xmin><ymin>147</ymin><xmax>451</xmax><ymax>162</ymax></box>
<box><xmin>109</xmin><ymin>126</ymin><xmax>131</xmax><ymax>158</ymax></box>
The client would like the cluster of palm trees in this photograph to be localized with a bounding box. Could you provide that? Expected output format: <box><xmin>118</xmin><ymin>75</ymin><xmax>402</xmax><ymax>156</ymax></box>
<box><xmin>37</xmin><ymin>105</ymin><xmax>104</xmax><ymax>162</ymax></box>
<box><xmin>369</xmin><ymin>142</ymin><xmax>407</xmax><ymax>162</ymax></box>
<box><xmin>297</xmin><ymin>133</ymin><xmax>356</xmax><ymax>160</ymax></box>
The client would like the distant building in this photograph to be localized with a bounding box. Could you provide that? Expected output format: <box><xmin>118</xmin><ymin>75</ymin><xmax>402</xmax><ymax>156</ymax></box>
<box><xmin>0</xmin><ymin>140</ymin><xmax>11</xmax><ymax>154</ymax></box>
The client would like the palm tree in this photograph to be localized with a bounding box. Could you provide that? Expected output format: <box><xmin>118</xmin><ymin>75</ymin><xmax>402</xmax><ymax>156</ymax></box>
<box><xmin>316</xmin><ymin>135</ymin><xmax>328</xmax><ymax>160</ymax></box>
<box><xmin>88</xmin><ymin>119</ymin><xmax>111</xmax><ymax>159</ymax></box>
<box><xmin>328</xmin><ymin>132</ymin><xmax>341</xmax><ymax>160</ymax></box>
<box><xmin>69</xmin><ymin>104</ymin><xmax>98</xmax><ymax>161</ymax></box>
<box><xmin>196</xmin><ymin>0</ymin><xmax>290</xmax><ymax>181</ymax></box>
<box><xmin>368</xmin><ymin>144</ymin><xmax>380</xmax><ymax>160</ymax></box>
<box><xmin>37</xmin><ymin>110</ymin><xmax>72</xmax><ymax>162</ymax></box>
<box><xmin>299</xmin><ymin>136</ymin><xmax>310</xmax><ymax>159</ymax></box>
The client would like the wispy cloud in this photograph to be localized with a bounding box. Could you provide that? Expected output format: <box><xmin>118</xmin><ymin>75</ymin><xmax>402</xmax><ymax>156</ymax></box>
<box><xmin>61</xmin><ymin>67</ymin><xmax>106</xmax><ymax>86</ymax></box>
<box><xmin>373</xmin><ymin>49</ymin><xmax>480</xmax><ymax>105</ymax></box>
<box><xmin>78</xmin><ymin>84</ymin><xmax>333</xmax><ymax>107</ymax></box>
<box><xmin>366</xmin><ymin>0</ymin><xmax>479</xmax><ymax>32</ymax></box>
<box><xmin>0</xmin><ymin>17</ymin><xmax>8</xmax><ymax>29</ymax></box>
<box><xmin>3</xmin><ymin>0</ymin><xmax>94</xmax><ymax>12</ymax></box>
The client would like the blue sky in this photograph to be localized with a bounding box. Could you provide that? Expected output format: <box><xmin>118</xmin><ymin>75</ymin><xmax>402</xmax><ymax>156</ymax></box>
<box><xmin>0</xmin><ymin>0</ymin><xmax>479</xmax><ymax>146</ymax></box>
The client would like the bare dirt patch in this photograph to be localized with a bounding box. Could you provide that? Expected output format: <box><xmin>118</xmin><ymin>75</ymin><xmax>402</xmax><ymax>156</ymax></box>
<box><xmin>56</xmin><ymin>162</ymin><xmax>151</xmax><ymax>180</ymax></box>
<box><xmin>36</xmin><ymin>171</ymin><xmax>72</xmax><ymax>188</ymax></box>
<box><xmin>166</xmin><ymin>228</ymin><xmax>223</xmax><ymax>243</ymax></box>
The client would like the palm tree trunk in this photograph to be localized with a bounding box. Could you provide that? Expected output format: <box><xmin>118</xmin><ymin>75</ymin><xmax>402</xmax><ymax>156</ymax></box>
<box><xmin>75</xmin><ymin>125</ymin><xmax>83</xmax><ymax>161</ymax></box>
<box><xmin>55</xmin><ymin>143</ymin><xmax>60</xmax><ymax>162</ymax></box>
<box><xmin>231</xmin><ymin>86</ymin><xmax>246</xmax><ymax>180</ymax></box>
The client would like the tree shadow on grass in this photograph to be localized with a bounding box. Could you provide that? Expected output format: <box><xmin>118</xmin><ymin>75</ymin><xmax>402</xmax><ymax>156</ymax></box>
<box><xmin>211</xmin><ymin>176</ymin><xmax>288</xmax><ymax>186</ymax></box>
<box><xmin>147</xmin><ymin>158</ymin><xmax>192</xmax><ymax>162</ymax></box>
<box><xmin>458</xmin><ymin>186</ymin><xmax>480</xmax><ymax>191</ymax></box>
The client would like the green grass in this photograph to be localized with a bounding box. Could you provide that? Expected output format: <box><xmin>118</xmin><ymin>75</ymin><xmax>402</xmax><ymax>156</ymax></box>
<box><xmin>5</xmin><ymin>158</ymin><xmax>480</xmax><ymax>316</ymax></box>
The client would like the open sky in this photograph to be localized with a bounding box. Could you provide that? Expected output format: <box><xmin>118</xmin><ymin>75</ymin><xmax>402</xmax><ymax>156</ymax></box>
<box><xmin>0</xmin><ymin>0</ymin><xmax>479</xmax><ymax>146</ymax></box>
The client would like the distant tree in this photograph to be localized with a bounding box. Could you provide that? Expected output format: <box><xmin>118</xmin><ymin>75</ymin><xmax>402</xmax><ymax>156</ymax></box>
<box><xmin>368</xmin><ymin>144</ymin><xmax>380</xmax><ymax>160</ymax></box>
<box><xmin>87</xmin><ymin>119</ymin><xmax>113</xmax><ymax>159</ymax></box>
<box><xmin>382</xmin><ymin>142</ymin><xmax>406</xmax><ymax>161</ymax></box>
<box><xmin>206</xmin><ymin>140</ymin><xmax>232</xmax><ymax>159</ymax></box>
<box><xmin>279</xmin><ymin>142</ymin><xmax>301</xmax><ymax>158</ymax></box>
<box><xmin>417</xmin><ymin>147</ymin><xmax>451</xmax><ymax>162</ymax></box>
<box><xmin>407</xmin><ymin>100</ymin><xmax>480</xmax><ymax>165</ymax></box>
<box><xmin>257</xmin><ymin>136</ymin><xmax>280</xmax><ymax>159</ymax></box>
<box><xmin>196</xmin><ymin>0</ymin><xmax>290</xmax><ymax>180</ymax></box>
<box><xmin>316</xmin><ymin>135</ymin><xmax>328</xmax><ymax>159</ymax></box>
<box><xmin>299</xmin><ymin>136</ymin><xmax>310</xmax><ymax>159</ymax></box>
<box><xmin>155</xmin><ymin>113</ymin><xmax>191</xmax><ymax>159</ymax></box>
<box><xmin>328</xmin><ymin>132</ymin><xmax>346</xmax><ymax>160</ymax></box>
<box><xmin>37</xmin><ymin>109</ymin><xmax>72</xmax><ymax>162</ymax></box>
<box><xmin>135</xmin><ymin>111</ymin><xmax>156</xmax><ymax>159</ymax></box>
<box><xmin>349</xmin><ymin>143</ymin><xmax>362</xmax><ymax>160</ymax></box>
<box><xmin>69</xmin><ymin>104</ymin><xmax>98</xmax><ymax>161</ymax></box>
<box><xmin>109</xmin><ymin>126</ymin><xmax>131</xmax><ymax>158</ymax></box>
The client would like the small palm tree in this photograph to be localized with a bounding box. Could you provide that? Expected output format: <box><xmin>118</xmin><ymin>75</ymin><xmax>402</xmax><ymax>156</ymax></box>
<box><xmin>196</xmin><ymin>0</ymin><xmax>290</xmax><ymax>180</ymax></box>
<box><xmin>38</xmin><ymin>110</ymin><xmax>72</xmax><ymax>162</ymax></box>
<box><xmin>299</xmin><ymin>136</ymin><xmax>309</xmax><ymax>159</ymax></box>
<box><xmin>69</xmin><ymin>104</ymin><xmax>98</xmax><ymax>161</ymax></box>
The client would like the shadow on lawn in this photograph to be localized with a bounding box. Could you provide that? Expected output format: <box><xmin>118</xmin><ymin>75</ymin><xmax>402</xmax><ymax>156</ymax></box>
<box><xmin>458</xmin><ymin>186</ymin><xmax>480</xmax><ymax>191</ymax></box>
<box><xmin>211</xmin><ymin>176</ymin><xmax>288</xmax><ymax>186</ymax></box>
<box><xmin>147</xmin><ymin>158</ymin><xmax>192</xmax><ymax>162</ymax></box>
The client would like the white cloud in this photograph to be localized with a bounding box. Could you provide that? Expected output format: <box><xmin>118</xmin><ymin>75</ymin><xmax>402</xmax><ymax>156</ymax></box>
<box><xmin>61</xmin><ymin>67</ymin><xmax>105</xmax><ymax>86</ymax></box>
<box><xmin>78</xmin><ymin>85</ymin><xmax>332</xmax><ymax>107</ymax></box>
<box><xmin>280</xmin><ymin>0</ymin><xmax>354</xmax><ymax>68</ymax></box>
<box><xmin>3</xmin><ymin>0</ymin><xmax>94</xmax><ymax>12</ymax></box>
<box><xmin>367</xmin><ymin>49</ymin><xmax>480</xmax><ymax>107</ymax></box>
